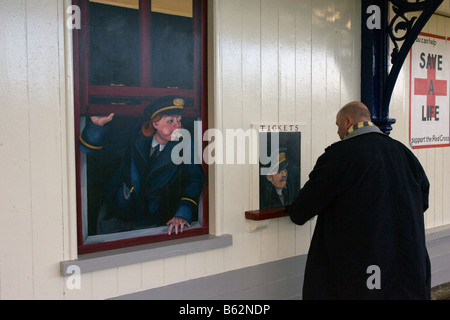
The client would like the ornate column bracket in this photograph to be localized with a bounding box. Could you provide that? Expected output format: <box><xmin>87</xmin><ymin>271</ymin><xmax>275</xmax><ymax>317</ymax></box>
<box><xmin>361</xmin><ymin>0</ymin><xmax>443</xmax><ymax>135</ymax></box>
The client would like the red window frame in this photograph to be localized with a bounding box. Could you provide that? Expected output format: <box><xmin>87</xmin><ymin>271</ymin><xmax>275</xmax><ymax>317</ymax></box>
<box><xmin>73</xmin><ymin>0</ymin><xmax>209</xmax><ymax>255</ymax></box>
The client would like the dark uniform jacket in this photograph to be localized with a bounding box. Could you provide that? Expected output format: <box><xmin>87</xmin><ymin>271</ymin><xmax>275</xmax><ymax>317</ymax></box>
<box><xmin>287</xmin><ymin>127</ymin><xmax>431</xmax><ymax>300</ymax></box>
<box><xmin>80</xmin><ymin>117</ymin><xmax>204</xmax><ymax>233</ymax></box>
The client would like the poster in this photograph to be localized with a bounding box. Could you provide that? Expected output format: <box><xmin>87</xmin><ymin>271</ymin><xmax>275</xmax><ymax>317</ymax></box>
<box><xmin>258</xmin><ymin>125</ymin><xmax>301</xmax><ymax>211</ymax></box>
<box><xmin>410</xmin><ymin>33</ymin><xmax>450</xmax><ymax>149</ymax></box>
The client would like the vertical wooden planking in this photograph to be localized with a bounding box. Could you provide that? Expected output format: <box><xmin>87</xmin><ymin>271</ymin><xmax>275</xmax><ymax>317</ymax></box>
<box><xmin>390</xmin><ymin>4</ymin><xmax>408</xmax><ymax>148</ymax></box>
<box><xmin>164</xmin><ymin>255</ymin><xmax>187</xmax><ymax>286</ymax></box>
<box><xmin>218</xmin><ymin>0</ymin><xmax>247</xmax><ymax>272</ymax></box>
<box><xmin>260</xmin><ymin>0</ymin><xmax>280</xmax><ymax>263</ymax></box>
<box><xmin>339</xmin><ymin>0</ymin><xmax>357</xmax><ymax>104</ymax></box>
<box><xmin>0</xmin><ymin>0</ymin><xmax>34</xmax><ymax>299</ymax></box>
<box><xmin>340</xmin><ymin>0</ymin><xmax>360</xmax><ymax>105</ymax></box>
<box><xmin>91</xmin><ymin>268</ymin><xmax>118</xmax><ymax>300</ymax></box>
<box><xmin>63</xmin><ymin>272</ymin><xmax>93</xmax><ymax>300</ymax></box>
<box><xmin>443</xmin><ymin>16</ymin><xmax>450</xmax><ymax>226</ymax></box>
<box><xmin>415</xmin><ymin>18</ymin><xmax>431</xmax><ymax>228</ymax></box>
<box><xmin>204</xmin><ymin>247</ymin><xmax>225</xmax><ymax>277</ymax></box>
<box><xmin>294</xmin><ymin>0</ymin><xmax>313</xmax><ymax>255</ymax></box>
<box><xmin>433</xmin><ymin>15</ymin><xmax>446</xmax><ymax>227</ymax></box>
<box><xmin>26</xmin><ymin>0</ymin><xmax>66</xmax><ymax>299</ymax></box>
<box><xmin>186</xmin><ymin>251</ymin><xmax>207</xmax><ymax>280</ymax></box>
<box><xmin>140</xmin><ymin>259</ymin><xmax>165</xmax><ymax>292</ymax></box>
<box><xmin>310</xmin><ymin>0</ymin><xmax>328</xmax><ymax>162</ymax></box>
<box><xmin>242</xmin><ymin>0</ymin><xmax>262</xmax><ymax>126</ymax></box>
<box><xmin>278</xmin><ymin>217</ymin><xmax>296</xmax><ymax>259</ymax></box>
<box><xmin>325</xmin><ymin>1</ymin><xmax>340</xmax><ymax>145</ymax></box>
<box><xmin>295</xmin><ymin>0</ymin><xmax>312</xmax><ymax>180</ymax></box>
<box><xmin>389</xmin><ymin>3</ymin><xmax>408</xmax><ymax>149</ymax></box>
<box><xmin>278</xmin><ymin>0</ymin><xmax>297</xmax><ymax>123</ymax></box>
<box><xmin>277</xmin><ymin>0</ymin><xmax>297</xmax><ymax>259</ymax></box>
<box><xmin>261</xmin><ymin>0</ymin><xmax>279</xmax><ymax>121</ymax></box>
<box><xmin>117</xmin><ymin>264</ymin><xmax>142</xmax><ymax>296</ymax></box>
<box><xmin>308</xmin><ymin>0</ymin><xmax>328</xmax><ymax>239</ymax></box>
<box><xmin>241</xmin><ymin>0</ymin><xmax>263</xmax><ymax>267</ymax></box>
<box><xmin>261</xmin><ymin>220</ymin><xmax>279</xmax><ymax>262</ymax></box>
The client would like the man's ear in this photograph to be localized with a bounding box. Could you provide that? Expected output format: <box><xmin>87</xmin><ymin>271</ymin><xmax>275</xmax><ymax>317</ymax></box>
<box><xmin>266</xmin><ymin>175</ymin><xmax>273</xmax><ymax>182</ymax></box>
<box><xmin>345</xmin><ymin>115</ymin><xmax>353</xmax><ymax>127</ymax></box>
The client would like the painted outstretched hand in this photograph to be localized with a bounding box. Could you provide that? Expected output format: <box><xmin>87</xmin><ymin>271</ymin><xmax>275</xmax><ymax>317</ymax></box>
<box><xmin>91</xmin><ymin>113</ymin><xmax>115</xmax><ymax>127</ymax></box>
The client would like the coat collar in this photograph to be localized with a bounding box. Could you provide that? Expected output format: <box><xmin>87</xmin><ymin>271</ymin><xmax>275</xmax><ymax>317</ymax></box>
<box><xmin>344</xmin><ymin>121</ymin><xmax>385</xmax><ymax>141</ymax></box>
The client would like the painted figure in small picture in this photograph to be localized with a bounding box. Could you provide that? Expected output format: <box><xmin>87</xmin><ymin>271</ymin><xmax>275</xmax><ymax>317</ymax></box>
<box><xmin>260</xmin><ymin>146</ymin><xmax>300</xmax><ymax>210</ymax></box>
<box><xmin>79</xmin><ymin>95</ymin><xmax>204</xmax><ymax>236</ymax></box>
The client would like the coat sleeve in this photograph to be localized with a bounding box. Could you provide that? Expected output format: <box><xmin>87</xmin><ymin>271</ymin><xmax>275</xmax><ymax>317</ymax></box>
<box><xmin>79</xmin><ymin>117</ymin><xmax>111</xmax><ymax>154</ymax></box>
<box><xmin>287</xmin><ymin>147</ymin><xmax>346</xmax><ymax>225</ymax></box>
<box><xmin>173</xmin><ymin>142</ymin><xmax>205</xmax><ymax>224</ymax></box>
<box><xmin>174</xmin><ymin>164</ymin><xmax>204</xmax><ymax>224</ymax></box>
<box><xmin>79</xmin><ymin>117</ymin><xmax>137</xmax><ymax>157</ymax></box>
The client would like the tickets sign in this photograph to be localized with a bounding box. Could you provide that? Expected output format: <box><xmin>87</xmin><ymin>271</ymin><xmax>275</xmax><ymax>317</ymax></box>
<box><xmin>410</xmin><ymin>33</ymin><xmax>450</xmax><ymax>149</ymax></box>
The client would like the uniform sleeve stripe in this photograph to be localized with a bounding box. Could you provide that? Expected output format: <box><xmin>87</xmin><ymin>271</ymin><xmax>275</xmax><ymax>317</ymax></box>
<box><xmin>80</xmin><ymin>135</ymin><xmax>103</xmax><ymax>150</ymax></box>
<box><xmin>182</xmin><ymin>198</ymin><xmax>198</xmax><ymax>206</ymax></box>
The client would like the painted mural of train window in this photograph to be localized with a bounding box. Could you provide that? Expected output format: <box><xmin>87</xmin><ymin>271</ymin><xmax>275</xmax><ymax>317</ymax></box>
<box><xmin>73</xmin><ymin>0</ymin><xmax>207</xmax><ymax>254</ymax></box>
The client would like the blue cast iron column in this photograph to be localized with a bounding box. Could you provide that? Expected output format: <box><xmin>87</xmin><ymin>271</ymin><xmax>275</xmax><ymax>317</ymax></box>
<box><xmin>361</xmin><ymin>0</ymin><xmax>444</xmax><ymax>135</ymax></box>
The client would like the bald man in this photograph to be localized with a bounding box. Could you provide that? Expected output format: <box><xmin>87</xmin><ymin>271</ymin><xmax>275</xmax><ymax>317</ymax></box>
<box><xmin>287</xmin><ymin>102</ymin><xmax>431</xmax><ymax>300</ymax></box>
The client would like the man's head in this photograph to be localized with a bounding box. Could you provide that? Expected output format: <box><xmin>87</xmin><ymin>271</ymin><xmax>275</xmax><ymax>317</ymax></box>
<box><xmin>336</xmin><ymin>101</ymin><xmax>371</xmax><ymax>140</ymax></box>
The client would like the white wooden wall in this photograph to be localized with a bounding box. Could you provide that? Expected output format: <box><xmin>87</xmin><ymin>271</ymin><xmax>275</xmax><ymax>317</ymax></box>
<box><xmin>0</xmin><ymin>0</ymin><xmax>70</xmax><ymax>299</ymax></box>
<box><xmin>213</xmin><ymin>0</ymin><xmax>361</xmax><ymax>271</ymax></box>
<box><xmin>0</xmin><ymin>0</ymin><xmax>449</xmax><ymax>300</ymax></box>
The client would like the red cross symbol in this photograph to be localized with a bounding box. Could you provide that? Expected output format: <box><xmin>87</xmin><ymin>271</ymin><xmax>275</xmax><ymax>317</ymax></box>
<box><xmin>414</xmin><ymin>64</ymin><xmax>447</xmax><ymax>119</ymax></box>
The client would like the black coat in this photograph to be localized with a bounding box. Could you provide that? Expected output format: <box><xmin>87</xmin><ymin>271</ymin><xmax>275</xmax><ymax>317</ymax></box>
<box><xmin>287</xmin><ymin>132</ymin><xmax>431</xmax><ymax>300</ymax></box>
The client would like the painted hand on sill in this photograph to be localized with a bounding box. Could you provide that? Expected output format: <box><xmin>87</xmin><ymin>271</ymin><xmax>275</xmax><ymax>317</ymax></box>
<box><xmin>167</xmin><ymin>217</ymin><xmax>191</xmax><ymax>236</ymax></box>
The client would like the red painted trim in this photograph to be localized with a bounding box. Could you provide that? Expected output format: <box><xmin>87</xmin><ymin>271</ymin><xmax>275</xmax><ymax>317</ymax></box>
<box><xmin>140</xmin><ymin>0</ymin><xmax>151</xmax><ymax>87</ymax></box>
<box><xmin>78</xmin><ymin>227</ymin><xmax>209</xmax><ymax>255</ymax></box>
<box><xmin>200</xmin><ymin>0</ymin><xmax>209</xmax><ymax>231</ymax></box>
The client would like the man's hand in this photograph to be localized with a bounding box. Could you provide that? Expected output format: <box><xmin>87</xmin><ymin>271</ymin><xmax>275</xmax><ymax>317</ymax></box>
<box><xmin>167</xmin><ymin>217</ymin><xmax>191</xmax><ymax>235</ymax></box>
<box><xmin>91</xmin><ymin>113</ymin><xmax>115</xmax><ymax>127</ymax></box>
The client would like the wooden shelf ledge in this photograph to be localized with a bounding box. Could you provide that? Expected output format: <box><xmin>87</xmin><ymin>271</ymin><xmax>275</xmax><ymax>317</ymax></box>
<box><xmin>245</xmin><ymin>207</ymin><xmax>288</xmax><ymax>221</ymax></box>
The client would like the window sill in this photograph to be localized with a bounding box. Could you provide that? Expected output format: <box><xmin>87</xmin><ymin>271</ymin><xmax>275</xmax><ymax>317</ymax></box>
<box><xmin>60</xmin><ymin>234</ymin><xmax>232</xmax><ymax>276</ymax></box>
